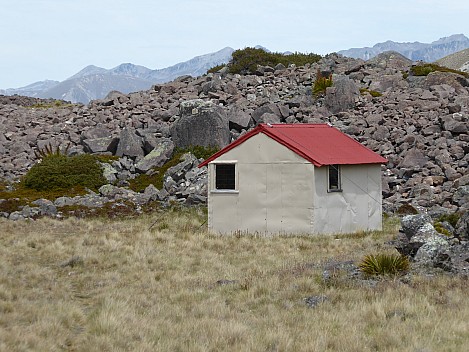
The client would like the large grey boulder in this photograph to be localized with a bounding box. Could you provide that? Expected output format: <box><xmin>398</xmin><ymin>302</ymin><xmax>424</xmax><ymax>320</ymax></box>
<box><xmin>398</xmin><ymin>148</ymin><xmax>429</xmax><ymax>169</ymax></box>
<box><xmin>455</xmin><ymin>212</ymin><xmax>469</xmax><ymax>239</ymax></box>
<box><xmin>82</xmin><ymin>137</ymin><xmax>119</xmax><ymax>154</ymax></box>
<box><xmin>171</xmin><ymin>99</ymin><xmax>230</xmax><ymax>149</ymax></box>
<box><xmin>226</xmin><ymin>106</ymin><xmax>252</xmax><ymax>130</ymax></box>
<box><xmin>413</xmin><ymin>232</ymin><xmax>451</xmax><ymax>266</ymax></box>
<box><xmin>251</xmin><ymin>103</ymin><xmax>282</xmax><ymax>124</ymax></box>
<box><xmin>31</xmin><ymin>198</ymin><xmax>57</xmax><ymax>217</ymax></box>
<box><xmin>367</xmin><ymin>51</ymin><xmax>412</xmax><ymax>70</ymax></box>
<box><xmin>324</xmin><ymin>75</ymin><xmax>359</xmax><ymax>114</ymax></box>
<box><xmin>400</xmin><ymin>214</ymin><xmax>433</xmax><ymax>239</ymax></box>
<box><xmin>135</xmin><ymin>138</ymin><xmax>174</xmax><ymax>173</ymax></box>
<box><xmin>115</xmin><ymin>128</ymin><xmax>144</xmax><ymax>158</ymax></box>
<box><xmin>81</xmin><ymin>126</ymin><xmax>112</xmax><ymax>141</ymax></box>
<box><xmin>395</xmin><ymin>214</ymin><xmax>469</xmax><ymax>274</ymax></box>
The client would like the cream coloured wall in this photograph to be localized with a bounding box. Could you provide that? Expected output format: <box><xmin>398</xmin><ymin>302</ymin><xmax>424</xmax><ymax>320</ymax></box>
<box><xmin>312</xmin><ymin>164</ymin><xmax>383</xmax><ymax>234</ymax></box>
<box><xmin>208</xmin><ymin>133</ymin><xmax>314</xmax><ymax>234</ymax></box>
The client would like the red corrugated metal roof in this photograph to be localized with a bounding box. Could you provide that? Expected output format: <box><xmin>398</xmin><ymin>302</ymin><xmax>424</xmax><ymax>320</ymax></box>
<box><xmin>199</xmin><ymin>123</ymin><xmax>387</xmax><ymax>167</ymax></box>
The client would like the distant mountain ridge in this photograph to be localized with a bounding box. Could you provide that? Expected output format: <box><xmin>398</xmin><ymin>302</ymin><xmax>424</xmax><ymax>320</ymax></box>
<box><xmin>338</xmin><ymin>34</ymin><xmax>469</xmax><ymax>62</ymax></box>
<box><xmin>2</xmin><ymin>35</ymin><xmax>469</xmax><ymax>104</ymax></box>
<box><xmin>1</xmin><ymin>47</ymin><xmax>234</xmax><ymax>104</ymax></box>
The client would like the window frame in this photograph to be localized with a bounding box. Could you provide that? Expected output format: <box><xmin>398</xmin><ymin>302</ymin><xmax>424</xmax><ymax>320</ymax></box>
<box><xmin>211</xmin><ymin>161</ymin><xmax>238</xmax><ymax>193</ymax></box>
<box><xmin>327</xmin><ymin>164</ymin><xmax>342</xmax><ymax>192</ymax></box>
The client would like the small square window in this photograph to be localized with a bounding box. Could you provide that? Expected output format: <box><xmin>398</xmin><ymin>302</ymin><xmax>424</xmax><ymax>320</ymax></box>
<box><xmin>215</xmin><ymin>164</ymin><xmax>236</xmax><ymax>190</ymax></box>
<box><xmin>328</xmin><ymin>164</ymin><xmax>341</xmax><ymax>192</ymax></box>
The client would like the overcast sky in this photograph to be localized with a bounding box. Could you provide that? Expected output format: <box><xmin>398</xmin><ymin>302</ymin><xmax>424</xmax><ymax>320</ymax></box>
<box><xmin>1</xmin><ymin>0</ymin><xmax>468</xmax><ymax>88</ymax></box>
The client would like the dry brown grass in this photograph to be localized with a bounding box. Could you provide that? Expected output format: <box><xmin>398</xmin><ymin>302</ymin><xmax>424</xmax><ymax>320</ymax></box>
<box><xmin>0</xmin><ymin>210</ymin><xmax>468</xmax><ymax>351</ymax></box>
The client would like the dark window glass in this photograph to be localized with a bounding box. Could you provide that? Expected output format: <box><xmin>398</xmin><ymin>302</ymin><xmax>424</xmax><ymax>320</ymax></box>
<box><xmin>328</xmin><ymin>164</ymin><xmax>341</xmax><ymax>191</ymax></box>
<box><xmin>215</xmin><ymin>164</ymin><xmax>235</xmax><ymax>190</ymax></box>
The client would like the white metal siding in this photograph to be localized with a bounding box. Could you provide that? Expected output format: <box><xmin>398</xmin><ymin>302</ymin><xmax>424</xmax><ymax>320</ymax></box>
<box><xmin>208</xmin><ymin>134</ymin><xmax>314</xmax><ymax>234</ymax></box>
<box><xmin>312</xmin><ymin>164</ymin><xmax>382</xmax><ymax>234</ymax></box>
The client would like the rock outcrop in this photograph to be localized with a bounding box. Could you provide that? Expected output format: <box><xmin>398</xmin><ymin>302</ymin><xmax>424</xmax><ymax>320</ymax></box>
<box><xmin>395</xmin><ymin>214</ymin><xmax>469</xmax><ymax>275</ymax></box>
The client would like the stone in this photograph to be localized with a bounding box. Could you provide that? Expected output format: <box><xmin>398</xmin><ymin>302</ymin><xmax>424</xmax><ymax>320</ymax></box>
<box><xmin>115</xmin><ymin>128</ymin><xmax>144</xmax><ymax>158</ymax></box>
<box><xmin>99</xmin><ymin>184</ymin><xmax>124</xmax><ymax>198</ymax></box>
<box><xmin>257</xmin><ymin>113</ymin><xmax>281</xmax><ymax>124</ymax></box>
<box><xmin>164</xmin><ymin>153</ymin><xmax>198</xmax><ymax>182</ymax></box>
<box><xmin>251</xmin><ymin>103</ymin><xmax>282</xmax><ymax>124</ymax></box>
<box><xmin>31</xmin><ymin>198</ymin><xmax>57</xmax><ymax>216</ymax></box>
<box><xmin>9</xmin><ymin>211</ymin><xmax>25</xmax><ymax>221</ymax></box>
<box><xmin>82</xmin><ymin>137</ymin><xmax>119</xmax><ymax>154</ymax></box>
<box><xmin>413</xmin><ymin>232</ymin><xmax>450</xmax><ymax>265</ymax></box>
<box><xmin>20</xmin><ymin>205</ymin><xmax>41</xmax><ymax>218</ymax></box>
<box><xmin>227</xmin><ymin>106</ymin><xmax>252</xmax><ymax>130</ymax></box>
<box><xmin>101</xmin><ymin>163</ymin><xmax>118</xmax><ymax>184</ymax></box>
<box><xmin>324</xmin><ymin>75</ymin><xmax>359</xmax><ymax>114</ymax></box>
<box><xmin>452</xmin><ymin>186</ymin><xmax>469</xmax><ymax>207</ymax></box>
<box><xmin>455</xmin><ymin>212</ymin><xmax>469</xmax><ymax>239</ymax></box>
<box><xmin>401</xmin><ymin>214</ymin><xmax>433</xmax><ymax>239</ymax></box>
<box><xmin>304</xmin><ymin>295</ymin><xmax>328</xmax><ymax>308</ymax></box>
<box><xmin>81</xmin><ymin>126</ymin><xmax>112</xmax><ymax>140</ymax></box>
<box><xmin>135</xmin><ymin>138</ymin><xmax>174</xmax><ymax>173</ymax></box>
<box><xmin>170</xmin><ymin>100</ymin><xmax>230</xmax><ymax>149</ymax></box>
<box><xmin>398</xmin><ymin>148</ymin><xmax>429</xmax><ymax>169</ymax></box>
<box><xmin>143</xmin><ymin>184</ymin><xmax>168</xmax><ymax>202</ymax></box>
<box><xmin>441</xmin><ymin>115</ymin><xmax>468</xmax><ymax>134</ymax></box>
<box><xmin>54</xmin><ymin>197</ymin><xmax>76</xmax><ymax>207</ymax></box>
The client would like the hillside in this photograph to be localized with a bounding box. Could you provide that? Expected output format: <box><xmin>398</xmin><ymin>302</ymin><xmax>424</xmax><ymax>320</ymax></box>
<box><xmin>0</xmin><ymin>51</ymin><xmax>468</xmax><ymax>222</ymax></box>
<box><xmin>436</xmin><ymin>48</ymin><xmax>469</xmax><ymax>72</ymax></box>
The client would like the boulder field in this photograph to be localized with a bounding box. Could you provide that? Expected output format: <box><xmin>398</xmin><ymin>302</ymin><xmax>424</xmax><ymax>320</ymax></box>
<box><xmin>0</xmin><ymin>52</ymin><xmax>468</xmax><ymax>220</ymax></box>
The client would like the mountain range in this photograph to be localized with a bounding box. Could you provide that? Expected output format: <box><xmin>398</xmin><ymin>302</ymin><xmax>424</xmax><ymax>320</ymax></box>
<box><xmin>337</xmin><ymin>34</ymin><xmax>469</xmax><ymax>62</ymax></box>
<box><xmin>1</xmin><ymin>47</ymin><xmax>234</xmax><ymax>104</ymax></box>
<box><xmin>1</xmin><ymin>35</ymin><xmax>469</xmax><ymax>104</ymax></box>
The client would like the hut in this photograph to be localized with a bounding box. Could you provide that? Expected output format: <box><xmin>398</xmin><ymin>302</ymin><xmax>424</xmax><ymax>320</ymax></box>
<box><xmin>199</xmin><ymin>124</ymin><xmax>387</xmax><ymax>234</ymax></box>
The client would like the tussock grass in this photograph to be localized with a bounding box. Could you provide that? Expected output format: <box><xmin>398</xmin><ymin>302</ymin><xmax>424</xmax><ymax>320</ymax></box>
<box><xmin>0</xmin><ymin>212</ymin><xmax>468</xmax><ymax>351</ymax></box>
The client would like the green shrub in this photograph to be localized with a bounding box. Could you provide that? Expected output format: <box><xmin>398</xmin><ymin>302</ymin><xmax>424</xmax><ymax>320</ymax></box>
<box><xmin>359</xmin><ymin>88</ymin><xmax>382</xmax><ymax>97</ymax></box>
<box><xmin>228</xmin><ymin>47</ymin><xmax>321</xmax><ymax>75</ymax></box>
<box><xmin>312</xmin><ymin>70</ymin><xmax>333</xmax><ymax>96</ymax></box>
<box><xmin>179</xmin><ymin>145</ymin><xmax>219</xmax><ymax>160</ymax></box>
<box><xmin>28</xmin><ymin>100</ymin><xmax>75</xmax><ymax>109</ymax></box>
<box><xmin>410</xmin><ymin>63</ymin><xmax>469</xmax><ymax>78</ymax></box>
<box><xmin>433</xmin><ymin>222</ymin><xmax>452</xmax><ymax>237</ymax></box>
<box><xmin>359</xmin><ymin>253</ymin><xmax>410</xmax><ymax>277</ymax></box>
<box><xmin>437</xmin><ymin>213</ymin><xmax>460</xmax><ymax>228</ymax></box>
<box><xmin>23</xmin><ymin>154</ymin><xmax>107</xmax><ymax>192</ymax></box>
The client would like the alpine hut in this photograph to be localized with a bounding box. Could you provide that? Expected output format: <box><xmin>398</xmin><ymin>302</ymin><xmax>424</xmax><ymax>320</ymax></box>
<box><xmin>199</xmin><ymin>123</ymin><xmax>387</xmax><ymax>235</ymax></box>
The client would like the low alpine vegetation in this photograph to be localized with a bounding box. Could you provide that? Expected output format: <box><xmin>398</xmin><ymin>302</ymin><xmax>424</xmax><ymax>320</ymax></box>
<box><xmin>410</xmin><ymin>63</ymin><xmax>469</xmax><ymax>78</ymax></box>
<box><xmin>23</xmin><ymin>153</ymin><xmax>107</xmax><ymax>192</ymax></box>
<box><xmin>359</xmin><ymin>88</ymin><xmax>382</xmax><ymax>97</ymax></box>
<box><xmin>359</xmin><ymin>252</ymin><xmax>410</xmax><ymax>277</ymax></box>
<box><xmin>312</xmin><ymin>69</ymin><xmax>333</xmax><ymax>96</ymax></box>
<box><xmin>213</xmin><ymin>47</ymin><xmax>321</xmax><ymax>75</ymax></box>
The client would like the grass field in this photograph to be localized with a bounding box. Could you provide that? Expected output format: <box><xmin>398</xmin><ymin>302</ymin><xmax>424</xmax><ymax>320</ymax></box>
<box><xmin>0</xmin><ymin>208</ymin><xmax>468</xmax><ymax>351</ymax></box>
